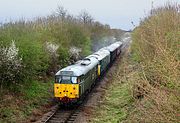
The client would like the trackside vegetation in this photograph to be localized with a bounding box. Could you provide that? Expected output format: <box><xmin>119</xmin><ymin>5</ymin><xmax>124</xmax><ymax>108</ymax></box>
<box><xmin>90</xmin><ymin>3</ymin><xmax>179</xmax><ymax>123</ymax></box>
<box><xmin>0</xmin><ymin>6</ymin><xmax>125</xmax><ymax>122</ymax></box>
<box><xmin>130</xmin><ymin>3</ymin><xmax>179</xmax><ymax>122</ymax></box>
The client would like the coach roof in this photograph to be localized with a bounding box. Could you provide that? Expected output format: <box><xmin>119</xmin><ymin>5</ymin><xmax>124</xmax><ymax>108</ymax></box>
<box><xmin>88</xmin><ymin>49</ymin><xmax>110</xmax><ymax>61</ymax></box>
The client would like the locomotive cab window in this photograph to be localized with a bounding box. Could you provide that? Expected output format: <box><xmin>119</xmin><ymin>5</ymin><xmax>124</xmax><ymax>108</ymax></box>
<box><xmin>71</xmin><ymin>77</ymin><xmax>77</xmax><ymax>84</ymax></box>
<box><xmin>61</xmin><ymin>76</ymin><xmax>71</xmax><ymax>84</ymax></box>
<box><xmin>55</xmin><ymin>75</ymin><xmax>80</xmax><ymax>84</ymax></box>
<box><xmin>62</xmin><ymin>76</ymin><xmax>71</xmax><ymax>80</ymax></box>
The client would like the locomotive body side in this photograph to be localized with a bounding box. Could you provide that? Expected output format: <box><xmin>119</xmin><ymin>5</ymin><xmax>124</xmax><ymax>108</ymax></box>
<box><xmin>88</xmin><ymin>49</ymin><xmax>111</xmax><ymax>76</ymax></box>
<box><xmin>106</xmin><ymin>43</ymin><xmax>122</xmax><ymax>62</ymax></box>
<box><xmin>115</xmin><ymin>41</ymin><xmax>123</xmax><ymax>56</ymax></box>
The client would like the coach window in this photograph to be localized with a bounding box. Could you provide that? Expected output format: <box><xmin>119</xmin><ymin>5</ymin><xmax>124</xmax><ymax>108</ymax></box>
<box><xmin>71</xmin><ymin>77</ymin><xmax>77</xmax><ymax>84</ymax></box>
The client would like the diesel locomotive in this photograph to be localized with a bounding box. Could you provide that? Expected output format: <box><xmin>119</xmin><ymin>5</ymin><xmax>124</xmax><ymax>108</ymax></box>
<box><xmin>54</xmin><ymin>41</ymin><xmax>123</xmax><ymax>104</ymax></box>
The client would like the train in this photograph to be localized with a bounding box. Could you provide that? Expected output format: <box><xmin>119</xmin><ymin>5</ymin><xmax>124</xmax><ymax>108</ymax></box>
<box><xmin>54</xmin><ymin>41</ymin><xmax>123</xmax><ymax>104</ymax></box>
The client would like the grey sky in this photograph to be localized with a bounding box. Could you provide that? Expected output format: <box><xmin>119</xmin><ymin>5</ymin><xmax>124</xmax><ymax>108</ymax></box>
<box><xmin>0</xmin><ymin>0</ymin><xmax>179</xmax><ymax>30</ymax></box>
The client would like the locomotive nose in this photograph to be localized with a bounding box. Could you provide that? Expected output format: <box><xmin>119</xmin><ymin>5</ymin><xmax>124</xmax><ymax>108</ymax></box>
<box><xmin>54</xmin><ymin>84</ymin><xmax>79</xmax><ymax>99</ymax></box>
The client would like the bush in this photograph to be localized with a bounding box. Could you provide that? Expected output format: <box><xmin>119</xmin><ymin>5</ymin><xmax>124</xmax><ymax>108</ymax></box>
<box><xmin>132</xmin><ymin>3</ymin><xmax>179</xmax><ymax>87</ymax></box>
<box><xmin>0</xmin><ymin>41</ymin><xmax>22</xmax><ymax>86</ymax></box>
<box><xmin>131</xmin><ymin>3</ymin><xmax>180</xmax><ymax>122</ymax></box>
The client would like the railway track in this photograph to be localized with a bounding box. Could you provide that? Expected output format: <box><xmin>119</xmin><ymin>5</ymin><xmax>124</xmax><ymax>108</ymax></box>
<box><xmin>36</xmin><ymin>66</ymin><xmax>113</xmax><ymax>123</ymax></box>
<box><xmin>36</xmin><ymin>104</ymin><xmax>83</xmax><ymax>123</ymax></box>
<box><xmin>37</xmin><ymin>95</ymin><xmax>89</xmax><ymax>123</ymax></box>
<box><xmin>37</xmin><ymin>72</ymin><xmax>105</xmax><ymax>123</ymax></box>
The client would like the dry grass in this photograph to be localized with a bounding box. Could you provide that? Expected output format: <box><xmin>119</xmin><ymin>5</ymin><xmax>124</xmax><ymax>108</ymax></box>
<box><xmin>130</xmin><ymin>3</ymin><xmax>180</xmax><ymax>123</ymax></box>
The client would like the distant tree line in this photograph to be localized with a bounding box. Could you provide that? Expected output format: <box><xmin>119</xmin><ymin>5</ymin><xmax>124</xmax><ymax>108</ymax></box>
<box><xmin>0</xmin><ymin>6</ymin><xmax>124</xmax><ymax>89</ymax></box>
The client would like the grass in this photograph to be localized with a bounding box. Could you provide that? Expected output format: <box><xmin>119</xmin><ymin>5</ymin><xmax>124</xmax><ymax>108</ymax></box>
<box><xmin>91</xmin><ymin>82</ymin><xmax>133</xmax><ymax>123</ymax></box>
<box><xmin>0</xmin><ymin>80</ymin><xmax>53</xmax><ymax>123</ymax></box>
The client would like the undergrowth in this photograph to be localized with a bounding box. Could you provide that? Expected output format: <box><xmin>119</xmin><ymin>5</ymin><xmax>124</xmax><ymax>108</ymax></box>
<box><xmin>0</xmin><ymin>80</ymin><xmax>53</xmax><ymax>123</ymax></box>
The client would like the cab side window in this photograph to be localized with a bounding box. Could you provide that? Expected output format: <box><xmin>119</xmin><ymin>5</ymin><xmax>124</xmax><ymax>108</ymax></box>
<box><xmin>55</xmin><ymin>76</ymin><xmax>61</xmax><ymax>83</ymax></box>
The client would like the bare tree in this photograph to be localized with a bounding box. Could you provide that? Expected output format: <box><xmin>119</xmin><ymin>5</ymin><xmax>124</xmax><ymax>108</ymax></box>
<box><xmin>78</xmin><ymin>10</ymin><xmax>94</xmax><ymax>24</ymax></box>
<box><xmin>55</xmin><ymin>6</ymin><xmax>68</xmax><ymax>21</ymax></box>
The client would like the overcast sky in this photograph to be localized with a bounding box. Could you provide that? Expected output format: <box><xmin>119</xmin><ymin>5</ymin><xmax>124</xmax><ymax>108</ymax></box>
<box><xmin>0</xmin><ymin>0</ymin><xmax>179</xmax><ymax>30</ymax></box>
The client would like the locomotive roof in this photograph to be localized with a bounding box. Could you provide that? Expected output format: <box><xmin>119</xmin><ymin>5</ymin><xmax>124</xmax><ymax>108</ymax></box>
<box><xmin>55</xmin><ymin>57</ymin><xmax>98</xmax><ymax>76</ymax></box>
<box><xmin>114</xmin><ymin>41</ymin><xmax>123</xmax><ymax>46</ymax></box>
<box><xmin>88</xmin><ymin>49</ymin><xmax>110</xmax><ymax>61</ymax></box>
<box><xmin>106</xmin><ymin>43</ymin><xmax>120</xmax><ymax>52</ymax></box>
